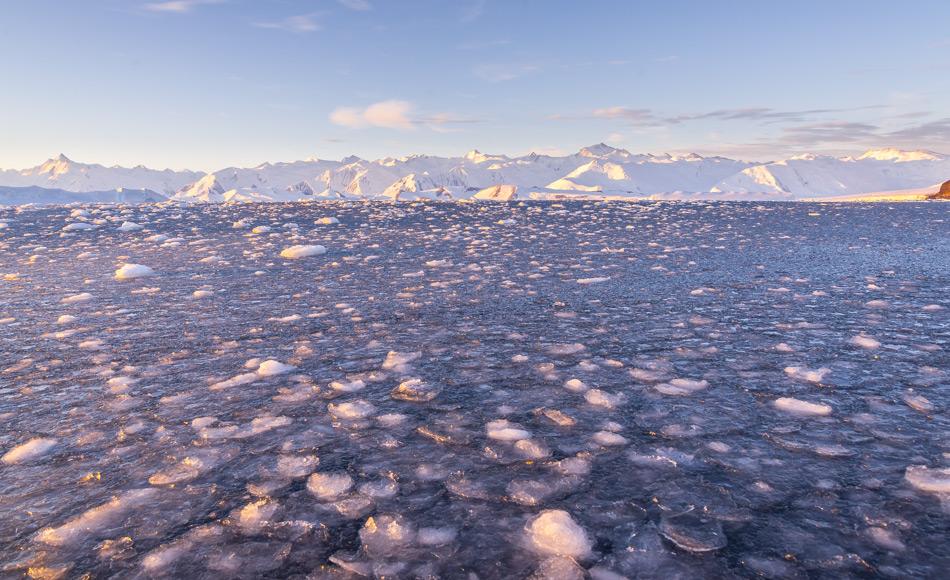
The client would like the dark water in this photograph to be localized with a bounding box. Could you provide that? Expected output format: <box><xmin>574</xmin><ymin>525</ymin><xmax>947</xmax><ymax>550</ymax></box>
<box><xmin>0</xmin><ymin>201</ymin><xmax>947</xmax><ymax>579</ymax></box>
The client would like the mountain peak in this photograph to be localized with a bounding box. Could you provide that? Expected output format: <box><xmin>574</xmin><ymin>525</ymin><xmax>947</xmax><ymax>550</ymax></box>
<box><xmin>676</xmin><ymin>152</ymin><xmax>705</xmax><ymax>161</ymax></box>
<box><xmin>578</xmin><ymin>143</ymin><xmax>630</xmax><ymax>158</ymax></box>
<box><xmin>37</xmin><ymin>154</ymin><xmax>76</xmax><ymax>176</ymax></box>
<box><xmin>464</xmin><ymin>149</ymin><xmax>496</xmax><ymax>164</ymax></box>
<box><xmin>857</xmin><ymin>148</ymin><xmax>944</xmax><ymax>162</ymax></box>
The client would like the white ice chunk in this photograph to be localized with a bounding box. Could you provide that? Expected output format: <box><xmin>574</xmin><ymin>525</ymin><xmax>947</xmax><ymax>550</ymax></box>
<box><xmin>849</xmin><ymin>334</ymin><xmax>881</xmax><ymax>349</ymax></box>
<box><xmin>514</xmin><ymin>438</ymin><xmax>552</xmax><ymax>459</ymax></box>
<box><xmin>307</xmin><ymin>472</ymin><xmax>354</xmax><ymax>500</ymax></box>
<box><xmin>381</xmin><ymin>350</ymin><xmax>421</xmax><ymax>373</ymax></box>
<box><xmin>277</xmin><ymin>454</ymin><xmax>319</xmax><ymax>478</ymax></box>
<box><xmin>117</xmin><ymin>221</ymin><xmax>143</xmax><ymax>232</ymax></box>
<box><xmin>280</xmin><ymin>244</ymin><xmax>327</xmax><ymax>259</ymax></box>
<box><xmin>547</xmin><ymin>343</ymin><xmax>586</xmax><ymax>356</ymax></box>
<box><xmin>784</xmin><ymin>366</ymin><xmax>831</xmax><ymax>383</ymax></box>
<box><xmin>237</xmin><ymin>499</ymin><xmax>279</xmax><ymax>533</ymax></box>
<box><xmin>61</xmin><ymin>292</ymin><xmax>93</xmax><ymax>304</ymax></box>
<box><xmin>63</xmin><ymin>222</ymin><xmax>96</xmax><ymax>232</ymax></box>
<box><xmin>36</xmin><ymin>489</ymin><xmax>158</xmax><ymax>546</ymax></box>
<box><xmin>2</xmin><ymin>437</ymin><xmax>57</xmax><ymax>464</ymax></box>
<box><xmin>115</xmin><ymin>263</ymin><xmax>156</xmax><ymax>280</ymax></box>
<box><xmin>256</xmin><ymin>360</ymin><xmax>296</xmax><ymax>377</ymax></box>
<box><xmin>330</xmin><ymin>378</ymin><xmax>366</xmax><ymax>393</ymax></box>
<box><xmin>358</xmin><ymin>478</ymin><xmax>399</xmax><ymax>499</ymax></box>
<box><xmin>584</xmin><ymin>389</ymin><xmax>624</xmax><ymax>409</ymax></box>
<box><xmin>525</xmin><ymin>509</ymin><xmax>592</xmax><ymax>559</ymax></box>
<box><xmin>209</xmin><ymin>372</ymin><xmax>259</xmax><ymax>391</ymax></box>
<box><xmin>592</xmin><ymin>431</ymin><xmax>628</xmax><ymax>446</ymax></box>
<box><xmin>905</xmin><ymin>465</ymin><xmax>950</xmax><ymax>493</ymax></box>
<box><xmin>359</xmin><ymin>514</ymin><xmax>415</xmax><ymax>556</ymax></box>
<box><xmin>654</xmin><ymin>378</ymin><xmax>709</xmax><ymax>396</ymax></box>
<box><xmin>577</xmin><ymin>276</ymin><xmax>610</xmax><ymax>285</ymax></box>
<box><xmin>148</xmin><ymin>455</ymin><xmax>210</xmax><ymax>485</ymax></box>
<box><xmin>563</xmin><ymin>378</ymin><xmax>588</xmax><ymax>392</ymax></box>
<box><xmin>328</xmin><ymin>399</ymin><xmax>376</xmax><ymax>420</ymax></box>
<box><xmin>773</xmin><ymin>397</ymin><xmax>832</xmax><ymax>417</ymax></box>
<box><xmin>486</xmin><ymin>419</ymin><xmax>532</xmax><ymax>441</ymax></box>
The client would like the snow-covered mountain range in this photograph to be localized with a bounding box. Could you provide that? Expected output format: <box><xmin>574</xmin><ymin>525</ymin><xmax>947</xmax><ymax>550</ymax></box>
<box><xmin>1</xmin><ymin>146</ymin><xmax>947</xmax><ymax>204</ymax></box>
<box><xmin>0</xmin><ymin>154</ymin><xmax>201</xmax><ymax>197</ymax></box>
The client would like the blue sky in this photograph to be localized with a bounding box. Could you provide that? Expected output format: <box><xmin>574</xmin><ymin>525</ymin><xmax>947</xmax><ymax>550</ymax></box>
<box><xmin>2</xmin><ymin>0</ymin><xmax>949</xmax><ymax>170</ymax></box>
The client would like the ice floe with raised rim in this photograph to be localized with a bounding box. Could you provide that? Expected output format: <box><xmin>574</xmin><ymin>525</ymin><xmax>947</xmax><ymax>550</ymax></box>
<box><xmin>307</xmin><ymin>472</ymin><xmax>354</xmax><ymax>500</ymax></box>
<box><xmin>904</xmin><ymin>465</ymin><xmax>950</xmax><ymax>494</ymax></box>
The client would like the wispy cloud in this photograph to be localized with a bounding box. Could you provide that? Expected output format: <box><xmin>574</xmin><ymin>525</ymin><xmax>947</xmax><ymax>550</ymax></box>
<box><xmin>558</xmin><ymin>103</ymin><xmax>950</xmax><ymax>155</ymax></box>
<box><xmin>569</xmin><ymin>104</ymin><xmax>888</xmax><ymax>128</ymax></box>
<box><xmin>457</xmin><ymin>39</ymin><xmax>511</xmax><ymax>51</ymax></box>
<box><xmin>254</xmin><ymin>13</ymin><xmax>322</xmax><ymax>33</ymax></box>
<box><xmin>720</xmin><ymin>116</ymin><xmax>950</xmax><ymax>158</ymax></box>
<box><xmin>777</xmin><ymin>121</ymin><xmax>880</xmax><ymax>145</ymax></box>
<box><xmin>667</xmin><ymin>106</ymin><xmax>887</xmax><ymax>125</ymax></box>
<box><xmin>473</xmin><ymin>63</ymin><xmax>539</xmax><ymax>83</ymax></box>
<box><xmin>459</xmin><ymin>0</ymin><xmax>486</xmax><ymax>23</ymax></box>
<box><xmin>330</xmin><ymin>101</ymin><xmax>480</xmax><ymax>132</ymax></box>
<box><xmin>886</xmin><ymin>117</ymin><xmax>950</xmax><ymax>142</ymax></box>
<box><xmin>143</xmin><ymin>0</ymin><xmax>222</xmax><ymax>13</ymax></box>
<box><xmin>592</xmin><ymin>107</ymin><xmax>660</xmax><ymax>125</ymax></box>
<box><xmin>419</xmin><ymin>112</ymin><xmax>483</xmax><ymax>133</ymax></box>
<box><xmin>338</xmin><ymin>0</ymin><xmax>372</xmax><ymax>11</ymax></box>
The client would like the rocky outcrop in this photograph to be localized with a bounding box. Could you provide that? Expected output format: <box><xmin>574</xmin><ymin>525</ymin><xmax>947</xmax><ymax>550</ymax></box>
<box><xmin>928</xmin><ymin>180</ymin><xmax>950</xmax><ymax>199</ymax></box>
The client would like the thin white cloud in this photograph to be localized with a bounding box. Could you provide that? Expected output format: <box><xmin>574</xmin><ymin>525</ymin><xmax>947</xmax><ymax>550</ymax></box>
<box><xmin>338</xmin><ymin>0</ymin><xmax>372</xmax><ymax>11</ymax></box>
<box><xmin>420</xmin><ymin>112</ymin><xmax>483</xmax><ymax>133</ymax></box>
<box><xmin>144</xmin><ymin>0</ymin><xmax>222</xmax><ymax>13</ymax></box>
<box><xmin>330</xmin><ymin>101</ymin><xmax>479</xmax><ymax>131</ymax></box>
<box><xmin>473</xmin><ymin>63</ymin><xmax>539</xmax><ymax>83</ymax></box>
<box><xmin>330</xmin><ymin>100</ymin><xmax>414</xmax><ymax>129</ymax></box>
<box><xmin>457</xmin><ymin>39</ymin><xmax>511</xmax><ymax>51</ymax></box>
<box><xmin>593</xmin><ymin>107</ymin><xmax>658</xmax><ymax>125</ymax></box>
<box><xmin>254</xmin><ymin>14</ymin><xmax>322</xmax><ymax>33</ymax></box>
<box><xmin>329</xmin><ymin>107</ymin><xmax>365</xmax><ymax>128</ymax></box>
<box><xmin>460</xmin><ymin>0</ymin><xmax>486</xmax><ymax>23</ymax></box>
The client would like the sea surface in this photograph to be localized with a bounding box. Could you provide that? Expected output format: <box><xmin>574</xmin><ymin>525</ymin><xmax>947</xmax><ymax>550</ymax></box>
<box><xmin>0</xmin><ymin>201</ymin><xmax>947</xmax><ymax>579</ymax></box>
